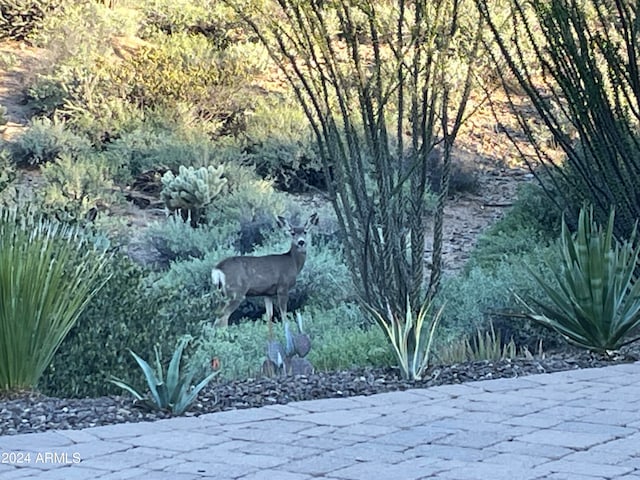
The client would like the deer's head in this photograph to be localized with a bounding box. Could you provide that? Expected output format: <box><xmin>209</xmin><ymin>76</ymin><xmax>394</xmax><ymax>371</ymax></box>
<box><xmin>277</xmin><ymin>213</ymin><xmax>319</xmax><ymax>254</ymax></box>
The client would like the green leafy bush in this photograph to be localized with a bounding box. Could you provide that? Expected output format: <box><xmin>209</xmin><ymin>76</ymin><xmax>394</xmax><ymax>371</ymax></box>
<box><xmin>41</xmin><ymin>255</ymin><xmax>202</xmax><ymax>398</ymax></box>
<box><xmin>304</xmin><ymin>304</ymin><xmax>394</xmax><ymax>371</ymax></box>
<box><xmin>102</xmin><ymin>128</ymin><xmax>214</xmax><ymax>181</ymax></box>
<box><xmin>39</xmin><ymin>153</ymin><xmax>119</xmax><ymax>223</ymax></box>
<box><xmin>0</xmin><ymin>208</ymin><xmax>109</xmax><ymax>391</ymax></box>
<box><xmin>10</xmin><ymin>118</ymin><xmax>92</xmax><ymax>166</ymax></box>
<box><xmin>241</xmin><ymin>96</ymin><xmax>323</xmax><ymax>192</ymax></box>
<box><xmin>522</xmin><ymin>207</ymin><xmax>640</xmax><ymax>352</ymax></box>
<box><xmin>193</xmin><ymin>303</ymin><xmax>394</xmax><ymax>380</ymax></box>
<box><xmin>437</xmin><ymin>243</ymin><xmax>563</xmax><ymax>351</ymax></box>
<box><xmin>110</xmin><ymin>336</ymin><xmax>218</xmax><ymax>415</ymax></box>
<box><xmin>0</xmin><ymin>0</ymin><xmax>62</xmax><ymax>41</ymax></box>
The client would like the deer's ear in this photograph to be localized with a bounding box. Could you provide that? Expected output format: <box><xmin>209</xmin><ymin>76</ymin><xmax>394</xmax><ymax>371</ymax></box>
<box><xmin>276</xmin><ymin>216</ymin><xmax>290</xmax><ymax>229</ymax></box>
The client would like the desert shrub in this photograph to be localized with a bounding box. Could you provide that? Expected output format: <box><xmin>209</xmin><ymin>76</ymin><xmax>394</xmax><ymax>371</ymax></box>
<box><xmin>0</xmin><ymin>149</ymin><xmax>16</xmax><ymax>195</ymax></box>
<box><xmin>139</xmin><ymin>0</ymin><xmax>240</xmax><ymax>49</ymax></box>
<box><xmin>437</xmin><ymin>244</ymin><xmax>563</xmax><ymax>351</ymax></box>
<box><xmin>102</xmin><ymin>127</ymin><xmax>214</xmax><ymax>182</ymax></box>
<box><xmin>0</xmin><ymin>0</ymin><xmax>63</xmax><ymax>41</ymax></box>
<box><xmin>66</xmin><ymin>98</ymin><xmax>147</xmax><ymax>146</ymax></box>
<box><xmin>28</xmin><ymin>0</ymin><xmax>139</xmax><ymax>49</ymax></box>
<box><xmin>38</xmin><ymin>153</ymin><xmax>119</xmax><ymax>223</ymax></box>
<box><xmin>492</xmin><ymin>182</ymin><xmax>562</xmax><ymax>240</ymax></box>
<box><xmin>294</xmin><ymin>242</ymin><xmax>354</xmax><ymax>309</ymax></box>
<box><xmin>193</xmin><ymin>303</ymin><xmax>394</xmax><ymax>380</ymax></box>
<box><xmin>209</xmin><ymin>163</ymin><xmax>286</xmax><ymax>223</ymax></box>
<box><xmin>42</xmin><ymin>254</ymin><xmax>205</xmax><ymax>398</ymax></box>
<box><xmin>113</xmin><ymin>35</ymin><xmax>220</xmax><ymax>109</ymax></box>
<box><xmin>25</xmin><ymin>2</ymin><xmax>140</xmax><ymax>117</ymax></box>
<box><xmin>241</xmin><ymin>96</ymin><xmax>323</xmax><ymax>192</ymax></box>
<box><xmin>466</xmin><ymin>183</ymin><xmax>561</xmax><ymax>271</ymax></box>
<box><xmin>10</xmin><ymin>117</ymin><xmax>92</xmax><ymax>166</ymax></box>
<box><xmin>305</xmin><ymin>304</ymin><xmax>395</xmax><ymax>372</ymax></box>
<box><xmin>192</xmin><ymin>321</ymin><xmax>271</xmax><ymax>380</ymax></box>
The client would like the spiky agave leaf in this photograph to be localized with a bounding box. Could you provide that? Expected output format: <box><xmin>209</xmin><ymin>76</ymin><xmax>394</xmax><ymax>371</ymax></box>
<box><xmin>266</xmin><ymin>340</ymin><xmax>286</xmax><ymax>367</ymax></box>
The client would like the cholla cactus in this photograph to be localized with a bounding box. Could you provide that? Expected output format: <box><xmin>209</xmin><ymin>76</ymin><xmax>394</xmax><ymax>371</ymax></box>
<box><xmin>161</xmin><ymin>165</ymin><xmax>226</xmax><ymax>225</ymax></box>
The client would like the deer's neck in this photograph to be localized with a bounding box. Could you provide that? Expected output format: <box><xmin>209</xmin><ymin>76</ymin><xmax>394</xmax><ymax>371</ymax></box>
<box><xmin>288</xmin><ymin>248</ymin><xmax>307</xmax><ymax>273</ymax></box>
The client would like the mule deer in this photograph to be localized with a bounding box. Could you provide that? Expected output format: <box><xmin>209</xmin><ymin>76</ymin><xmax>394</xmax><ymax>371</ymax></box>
<box><xmin>211</xmin><ymin>213</ymin><xmax>319</xmax><ymax>329</ymax></box>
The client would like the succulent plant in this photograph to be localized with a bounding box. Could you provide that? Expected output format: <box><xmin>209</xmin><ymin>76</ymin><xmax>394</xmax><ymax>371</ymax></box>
<box><xmin>262</xmin><ymin>313</ymin><xmax>314</xmax><ymax>377</ymax></box>
<box><xmin>160</xmin><ymin>165</ymin><xmax>227</xmax><ymax>226</ymax></box>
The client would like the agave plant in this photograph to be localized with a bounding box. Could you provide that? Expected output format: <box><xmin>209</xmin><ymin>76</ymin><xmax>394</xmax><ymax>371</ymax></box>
<box><xmin>110</xmin><ymin>336</ymin><xmax>219</xmax><ymax>415</ymax></box>
<box><xmin>366</xmin><ymin>297</ymin><xmax>443</xmax><ymax>381</ymax></box>
<box><xmin>521</xmin><ymin>207</ymin><xmax>640</xmax><ymax>352</ymax></box>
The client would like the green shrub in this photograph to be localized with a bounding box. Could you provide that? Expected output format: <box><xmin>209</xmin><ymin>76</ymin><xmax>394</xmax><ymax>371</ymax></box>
<box><xmin>0</xmin><ymin>149</ymin><xmax>16</xmax><ymax>196</ymax></box>
<box><xmin>240</xmin><ymin>96</ymin><xmax>323</xmax><ymax>192</ymax></box>
<box><xmin>147</xmin><ymin>213</ymin><xmax>239</xmax><ymax>265</ymax></box>
<box><xmin>0</xmin><ymin>208</ymin><xmax>109</xmax><ymax>391</ymax></box>
<box><xmin>193</xmin><ymin>303</ymin><xmax>394</xmax><ymax>380</ymax></box>
<box><xmin>522</xmin><ymin>207</ymin><xmax>640</xmax><ymax>352</ymax></box>
<box><xmin>209</xmin><ymin>170</ymin><xmax>286</xmax><ymax>226</ymax></box>
<box><xmin>0</xmin><ymin>0</ymin><xmax>63</xmax><ymax>41</ymax></box>
<box><xmin>113</xmin><ymin>33</ymin><xmax>226</xmax><ymax>109</ymax></box>
<box><xmin>491</xmin><ymin>182</ymin><xmax>562</xmax><ymax>240</ymax></box>
<box><xmin>304</xmin><ymin>304</ymin><xmax>395</xmax><ymax>371</ymax></box>
<box><xmin>42</xmin><ymin>254</ymin><xmax>203</xmax><ymax>398</ymax></box>
<box><xmin>437</xmin><ymin>244</ymin><xmax>563</xmax><ymax>351</ymax></box>
<box><xmin>102</xmin><ymin>128</ymin><xmax>214</xmax><ymax>181</ymax></box>
<box><xmin>39</xmin><ymin>153</ymin><xmax>119</xmax><ymax>223</ymax></box>
<box><xmin>193</xmin><ymin>321</ymin><xmax>271</xmax><ymax>380</ymax></box>
<box><xmin>140</xmin><ymin>0</ymin><xmax>239</xmax><ymax>49</ymax></box>
<box><xmin>10</xmin><ymin>118</ymin><xmax>92</xmax><ymax>166</ymax></box>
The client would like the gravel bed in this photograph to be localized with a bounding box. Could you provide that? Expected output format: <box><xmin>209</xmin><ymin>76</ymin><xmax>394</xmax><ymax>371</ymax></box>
<box><xmin>1</xmin><ymin>348</ymin><xmax>637</xmax><ymax>436</ymax></box>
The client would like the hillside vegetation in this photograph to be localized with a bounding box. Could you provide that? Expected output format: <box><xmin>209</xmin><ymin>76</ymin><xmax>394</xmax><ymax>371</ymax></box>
<box><xmin>1</xmin><ymin>0</ymin><xmax>639</xmax><ymax>403</ymax></box>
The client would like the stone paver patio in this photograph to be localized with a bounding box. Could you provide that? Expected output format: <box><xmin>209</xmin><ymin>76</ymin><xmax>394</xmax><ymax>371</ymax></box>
<box><xmin>2</xmin><ymin>363</ymin><xmax>640</xmax><ymax>479</ymax></box>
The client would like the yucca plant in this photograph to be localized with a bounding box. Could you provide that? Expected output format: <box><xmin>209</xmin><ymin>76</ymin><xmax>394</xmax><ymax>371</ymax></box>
<box><xmin>367</xmin><ymin>298</ymin><xmax>443</xmax><ymax>381</ymax></box>
<box><xmin>436</xmin><ymin>323</ymin><xmax>518</xmax><ymax>364</ymax></box>
<box><xmin>521</xmin><ymin>206</ymin><xmax>640</xmax><ymax>352</ymax></box>
<box><xmin>110</xmin><ymin>336</ymin><xmax>219</xmax><ymax>415</ymax></box>
<box><xmin>0</xmin><ymin>208</ymin><xmax>110</xmax><ymax>391</ymax></box>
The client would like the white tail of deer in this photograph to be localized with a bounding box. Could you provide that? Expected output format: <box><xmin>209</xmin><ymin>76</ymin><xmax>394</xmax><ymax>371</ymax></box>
<box><xmin>211</xmin><ymin>213</ymin><xmax>319</xmax><ymax>329</ymax></box>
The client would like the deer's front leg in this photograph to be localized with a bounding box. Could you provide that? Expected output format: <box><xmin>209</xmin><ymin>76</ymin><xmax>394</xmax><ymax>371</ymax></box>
<box><xmin>215</xmin><ymin>294</ymin><xmax>244</xmax><ymax>328</ymax></box>
<box><xmin>276</xmin><ymin>288</ymin><xmax>289</xmax><ymax>321</ymax></box>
